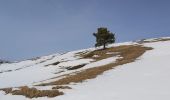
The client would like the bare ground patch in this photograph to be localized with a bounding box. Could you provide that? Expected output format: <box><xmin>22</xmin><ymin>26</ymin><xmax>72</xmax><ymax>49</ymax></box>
<box><xmin>0</xmin><ymin>86</ymin><xmax>63</xmax><ymax>98</ymax></box>
<box><xmin>52</xmin><ymin>86</ymin><xmax>71</xmax><ymax>90</ymax></box>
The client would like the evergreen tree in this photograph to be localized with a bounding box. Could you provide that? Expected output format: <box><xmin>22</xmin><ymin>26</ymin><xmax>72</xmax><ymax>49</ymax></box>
<box><xmin>93</xmin><ymin>27</ymin><xmax>115</xmax><ymax>49</ymax></box>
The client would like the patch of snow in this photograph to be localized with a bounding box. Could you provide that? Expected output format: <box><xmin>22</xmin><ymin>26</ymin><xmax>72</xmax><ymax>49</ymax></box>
<box><xmin>82</xmin><ymin>56</ymin><xmax>119</xmax><ymax>69</ymax></box>
<box><xmin>92</xmin><ymin>55</ymin><xmax>99</xmax><ymax>58</ymax></box>
<box><xmin>57</xmin><ymin>59</ymin><xmax>93</xmax><ymax>67</ymax></box>
<box><xmin>106</xmin><ymin>52</ymin><xmax>119</xmax><ymax>55</ymax></box>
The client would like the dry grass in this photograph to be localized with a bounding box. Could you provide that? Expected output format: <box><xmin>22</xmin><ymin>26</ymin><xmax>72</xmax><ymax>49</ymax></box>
<box><xmin>74</xmin><ymin>50</ymin><xmax>90</xmax><ymax>57</ymax></box>
<box><xmin>38</xmin><ymin>45</ymin><xmax>152</xmax><ymax>86</ymax></box>
<box><xmin>52</xmin><ymin>86</ymin><xmax>71</xmax><ymax>90</ymax></box>
<box><xmin>81</xmin><ymin>48</ymin><xmax>120</xmax><ymax>61</ymax></box>
<box><xmin>0</xmin><ymin>86</ymin><xmax>63</xmax><ymax>98</ymax></box>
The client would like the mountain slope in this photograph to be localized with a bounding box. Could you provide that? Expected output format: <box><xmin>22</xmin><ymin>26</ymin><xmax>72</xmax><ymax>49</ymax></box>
<box><xmin>56</xmin><ymin>40</ymin><xmax>170</xmax><ymax>100</ymax></box>
<box><xmin>0</xmin><ymin>37</ymin><xmax>170</xmax><ymax>100</ymax></box>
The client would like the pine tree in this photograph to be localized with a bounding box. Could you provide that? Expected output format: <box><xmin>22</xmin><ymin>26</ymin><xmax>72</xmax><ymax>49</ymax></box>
<box><xmin>93</xmin><ymin>27</ymin><xmax>115</xmax><ymax>49</ymax></box>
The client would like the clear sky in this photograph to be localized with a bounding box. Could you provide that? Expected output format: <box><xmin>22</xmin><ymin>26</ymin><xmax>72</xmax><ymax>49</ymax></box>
<box><xmin>0</xmin><ymin>0</ymin><xmax>170</xmax><ymax>61</ymax></box>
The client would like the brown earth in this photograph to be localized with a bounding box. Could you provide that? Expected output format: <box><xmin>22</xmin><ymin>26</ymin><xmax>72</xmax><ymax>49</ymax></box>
<box><xmin>0</xmin><ymin>86</ymin><xmax>63</xmax><ymax>98</ymax></box>
<box><xmin>52</xmin><ymin>86</ymin><xmax>71</xmax><ymax>90</ymax></box>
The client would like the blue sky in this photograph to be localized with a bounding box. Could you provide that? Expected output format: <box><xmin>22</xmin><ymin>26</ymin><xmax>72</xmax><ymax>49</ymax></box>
<box><xmin>0</xmin><ymin>0</ymin><xmax>170</xmax><ymax>61</ymax></box>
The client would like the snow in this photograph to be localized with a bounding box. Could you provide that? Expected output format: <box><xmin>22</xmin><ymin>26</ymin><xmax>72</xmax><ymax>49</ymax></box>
<box><xmin>0</xmin><ymin>53</ymin><xmax>59</xmax><ymax>73</ymax></box>
<box><xmin>137</xmin><ymin>37</ymin><xmax>170</xmax><ymax>43</ymax></box>
<box><xmin>0</xmin><ymin>42</ymin><xmax>119</xmax><ymax>88</ymax></box>
<box><xmin>82</xmin><ymin>56</ymin><xmax>119</xmax><ymax>69</ymax></box>
<box><xmin>106</xmin><ymin>52</ymin><xmax>119</xmax><ymax>55</ymax></box>
<box><xmin>57</xmin><ymin>59</ymin><xmax>93</xmax><ymax>67</ymax></box>
<box><xmin>35</xmin><ymin>56</ymin><xmax>119</xmax><ymax>85</ymax></box>
<box><xmin>55</xmin><ymin>41</ymin><xmax>170</xmax><ymax>100</ymax></box>
<box><xmin>0</xmin><ymin>38</ymin><xmax>170</xmax><ymax>100</ymax></box>
<box><xmin>92</xmin><ymin>55</ymin><xmax>100</xmax><ymax>58</ymax></box>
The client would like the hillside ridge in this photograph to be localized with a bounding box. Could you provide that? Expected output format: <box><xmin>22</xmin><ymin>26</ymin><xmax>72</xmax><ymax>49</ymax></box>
<box><xmin>0</xmin><ymin>37</ymin><xmax>170</xmax><ymax>100</ymax></box>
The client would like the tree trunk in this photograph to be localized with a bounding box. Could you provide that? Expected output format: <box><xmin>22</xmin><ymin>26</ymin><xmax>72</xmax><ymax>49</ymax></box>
<box><xmin>103</xmin><ymin>43</ymin><xmax>106</xmax><ymax>50</ymax></box>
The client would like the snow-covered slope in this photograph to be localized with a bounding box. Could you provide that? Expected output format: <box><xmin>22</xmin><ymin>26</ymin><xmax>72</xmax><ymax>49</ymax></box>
<box><xmin>56</xmin><ymin>40</ymin><xmax>170</xmax><ymax>100</ymax></box>
<box><xmin>0</xmin><ymin>37</ymin><xmax>170</xmax><ymax>100</ymax></box>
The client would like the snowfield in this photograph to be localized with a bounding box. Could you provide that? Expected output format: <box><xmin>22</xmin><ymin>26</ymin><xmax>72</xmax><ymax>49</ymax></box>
<box><xmin>0</xmin><ymin>37</ymin><xmax>170</xmax><ymax>100</ymax></box>
<box><xmin>56</xmin><ymin>41</ymin><xmax>170</xmax><ymax>100</ymax></box>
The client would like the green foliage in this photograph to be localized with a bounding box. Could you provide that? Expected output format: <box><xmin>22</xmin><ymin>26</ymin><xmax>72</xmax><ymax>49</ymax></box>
<box><xmin>93</xmin><ymin>27</ymin><xmax>115</xmax><ymax>49</ymax></box>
